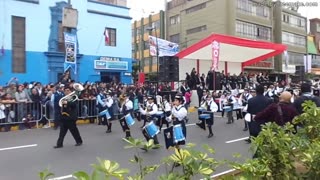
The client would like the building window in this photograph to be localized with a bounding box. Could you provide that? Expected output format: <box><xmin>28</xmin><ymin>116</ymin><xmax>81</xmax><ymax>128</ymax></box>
<box><xmin>105</xmin><ymin>28</ymin><xmax>116</xmax><ymax>46</ymax></box>
<box><xmin>12</xmin><ymin>16</ymin><xmax>26</xmax><ymax>73</ymax></box>
<box><xmin>152</xmin><ymin>57</ymin><xmax>157</xmax><ymax>64</ymax></box>
<box><xmin>186</xmin><ymin>25</ymin><xmax>207</xmax><ymax>35</ymax></box>
<box><xmin>152</xmin><ymin>20</ymin><xmax>161</xmax><ymax>29</ymax></box>
<box><xmin>170</xmin><ymin>34</ymin><xmax>180</xmax><ymax>43</ymax></box>
<box><xmin>144</xmin><ymin>57</ymin><xmax>150</xmax><ymax>66</ymax></box>
<box><xmin>169</xmin><ymin>15</ymin><xmax>180</xmax><ymax>25</ymax></box>
<box><xmin>144</xmin><ymin>41</ymin><xmax>149</xmax><ymax>50</ymax></box>
<box><xmin>136</xmin><ymin>28</ymin><xmax>141</xmax><ymax>36</ymax></box>
<box><xmin>282</xmin><ymin>13</ymin><xmax>306</xmax><ymax>29</ymax></box>
<box><xmin>134</xmin><ymin>43</ymin><xmax>140</xmax><ymax>52</ymax></box>
<box><xmin>316</xmin><ymin>23</ymin><xmax>320</xmax><ymax>33</ymax></box>
<box><xmin>186</xmin><ymin>3</ymin><xmax>206</xmax><ymax>14</ymax></box>
<box><xmin>283</xmin><ymin>52</ymin><xmax>304</xmax><ymax>65</ymax></box>
<box><xmin>236</xmin><ymin>20</ymin><xmax>271</xmax><ymax>41</ymax></box>
<box><xmin>132</xmin><ymin>29</ymin><xmax>135</xmax><ymax>37</ymax></box>
<box><xmin>237</xmin><ymin>0</ymin><xmax>270</xmax><ymax>19</ymax></box>
<box><xmin>282</xmin><ymin>32</ymin><xmax>306</xmax><ymax>47</ymax></box>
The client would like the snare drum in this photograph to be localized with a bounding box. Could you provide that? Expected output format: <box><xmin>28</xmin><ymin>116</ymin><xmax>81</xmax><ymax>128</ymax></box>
<box><xmin>99</xmin><ymin>109</ymin><xmax>111</xmax><ymax>119</ymax></box>
<box><xmin>199</xmin><ymin>114</ymin><xmax>211</xmax><ymax>120</ymax></box>
<box><xmin>173</xmin><ymin>124</ymin><xmax>185</xmax><ymax>143</ymax></box>
<box><xmin>156</xmin><ymin>111</ymin><xmax>164</xmax><ymax>118</ymax></box>
<box><xmin>144</xmin><ymin>121</ymin><xmax>160</xmax><ymax>138</ymax></box>
<box><xmin>125</xmin><ymin>114</ymin><xmax>135</xmax><ymax>126</ymax></box>
<box><xmin>198</xmin><ymin>107</ymin><xmax>206</xmax><ymax>114</ymax></box>
<box><xmin>223</xmin><ymin>106</ymin><xmax>232</xmax><ymax>112</ymax></box>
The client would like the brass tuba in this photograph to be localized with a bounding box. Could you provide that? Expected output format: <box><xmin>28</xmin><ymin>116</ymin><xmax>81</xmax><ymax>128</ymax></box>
<box><xmin>59</xmin><ymin>83</ymin><xmax>84</xmax><ymax>107</ymax></box>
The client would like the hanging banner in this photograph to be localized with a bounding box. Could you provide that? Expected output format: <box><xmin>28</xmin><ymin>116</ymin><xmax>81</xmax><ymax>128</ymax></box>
<box><xmin>64</xmin><ymin>32</ymin><xmax>77</xmax><ymax>74</ymax></box>
<box><xmin>149</xmin><ymin>36</ymin><xmax>179</xmax><ymax>57</ymax></box>
<box><xmin>138</xmin><ymin>72</ymin><xmax>145</xmax><ymax>87</ymax></box>
<box><xmin>211</xmin><ymin>40</ymin><xmax>220</xmax><ymax>71</ymax></box>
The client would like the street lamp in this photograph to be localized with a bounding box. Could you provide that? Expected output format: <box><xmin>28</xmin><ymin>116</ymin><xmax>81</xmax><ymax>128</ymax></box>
<box><xmin>146</xmin><ymin>26</ymin><xmax>159</xmax><ymax>94</ymax></box>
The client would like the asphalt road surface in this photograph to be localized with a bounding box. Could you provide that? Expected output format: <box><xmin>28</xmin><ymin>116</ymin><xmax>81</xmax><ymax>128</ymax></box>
<box><xmin>0</xmin><ymin>112</ymin><xmax>252</xmax><ymax>180</ymax></box>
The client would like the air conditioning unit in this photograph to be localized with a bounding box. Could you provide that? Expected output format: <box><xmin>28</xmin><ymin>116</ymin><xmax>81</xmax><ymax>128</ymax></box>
<box><xmin>62</xmin><ymin>7</ymin><xmax>78</xmax><ymax>28</ymax></box>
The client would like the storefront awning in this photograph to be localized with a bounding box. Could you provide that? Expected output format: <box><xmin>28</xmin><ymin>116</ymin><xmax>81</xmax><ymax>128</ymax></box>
<box><xmin>177</xmin><ymin>34</ymin><xmax>287</xmax><ymax>69</ymax></box>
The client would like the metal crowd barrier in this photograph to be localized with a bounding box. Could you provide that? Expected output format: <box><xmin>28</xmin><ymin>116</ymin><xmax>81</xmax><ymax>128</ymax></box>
<box><xmin>0</xmin><ymin>102</ymin><xmax>43</xmax><ymax>130</ymax></box>
<box><xmin>77</xmin><ymin>99</ymin><xmax>98</xmax><ymax>119</ymax></box>
<box><xmin>0</xmin><ymin>99</ymin><xmax>99</xmax><ymax>131</ymax></box>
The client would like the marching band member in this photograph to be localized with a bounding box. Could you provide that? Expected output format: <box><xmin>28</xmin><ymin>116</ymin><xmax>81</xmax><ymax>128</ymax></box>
<box><xmin>119</xmin><ymin>94</ymin><xmax>133</xmax><ymax>139</ymax></box>
<box><xmin>105</xmin><ymin>90</ymin><xmax>114</xmax><ymax>133</ymax></box>
<box><xmin>171</xmin><ymin>95</ymin><xmax>187</xmax><ymax>149</ymax></box>
<box><xmin>140</xmin><ymin>94</ymin><xmax>148</xmax><ymax>128</ymax></box>
<box><xmin>160</xmin><ymin>95</ymin><xmax>171</xmax><ymax>131</ymax></box>
<box><xmin>96</xmin><ymin>89</ymin><xmax>106</xmax><ymax>125</ymax></box>
<box><xmin>219</xmin><ymin>91</ymin><xmax>227</xmax><ymax>117</ymax></box>
<box><xmin>54</xmin><ymin>86</ymin><xmax>83</xmax><ymax>148</ymax></box>
<box><xmin>223</xmin><ymin>91</ymin><xmax>236</xmax><ymax>124</ymax></box>
<box><xmin>140</xmin><ymin>96</ymin><xmax>160</xmax><ymax>146</ymax></box>
<box><xmin>196</xmin><ymin>94</ymin><xmax>218</xmax><ymax>138</ymax></box>
<box><xmin>238</xmin><ymin>88</ymin><xmax>253</xmax><ymax>131</ymax></box>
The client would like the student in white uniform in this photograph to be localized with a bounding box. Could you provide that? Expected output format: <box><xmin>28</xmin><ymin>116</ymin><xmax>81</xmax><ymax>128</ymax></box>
<box><xmin>119</xmin><ymin>94</ymin><xmax>133</xmax><ymax>139</ymax></box>
<box><xmin>140</xmin><ymin>96</ymin><xmax>160</xmax><ymax>147</ymax></box>
<box><xmin>196</xmin><ymin>94</ymin><xmax>218</xmax><ymax>138</ymax></box>
<box><xmin>223</xmin><ymin>91</ymin><xmax>237</xmax><ymax>124</ymax></box>
<box><xmin>105</xmin><ymin>91</ymin><xmax>114</xmax><ymax>133</ymax></box>
<box><xmin>159</xmin><ymin>95</ymin><xmax>172</xmax><ymax>131</ymax></box>
<box><xmin>238</xmin><ymin>89</ymin><xmax>253</xmax><ymax>131</ymax></box>
<box><xmin>171</xmin><ymin>95</ymin><xmax>188</xmax><ymax>148</ymax></box>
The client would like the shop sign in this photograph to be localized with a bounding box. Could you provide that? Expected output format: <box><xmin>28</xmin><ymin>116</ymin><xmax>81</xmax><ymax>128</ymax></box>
<box><xmin>248</xmin><ymin>61</ymin><xmax>273</xmax><ymax>68</ymax></box>
<box><xmin>100</xmin><ymin>56</ymin><xmax>120</xmax><ymax>61</ymax></box>
<box><xmin>94</xmin><ymin>60</ymin><xmax>128</xmax><ymax>70</ymax></box>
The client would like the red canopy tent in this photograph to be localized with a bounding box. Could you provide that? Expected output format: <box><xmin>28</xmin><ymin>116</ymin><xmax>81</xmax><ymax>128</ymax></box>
<box><xmin>177</xmin><ymin>34</ymin><xmax>287</xmax><ymax>76</ymax></box>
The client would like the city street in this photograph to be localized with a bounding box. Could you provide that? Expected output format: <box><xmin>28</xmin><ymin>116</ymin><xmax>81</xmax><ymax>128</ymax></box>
<box><xmin>0</xmin><ymin>112</ymin><xmax>251</xmax><ymax>180</ymax></box>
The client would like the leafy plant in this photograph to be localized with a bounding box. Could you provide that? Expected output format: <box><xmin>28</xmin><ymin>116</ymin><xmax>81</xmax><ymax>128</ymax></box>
<box><xmin>299</xmin><ymin>141</ymin><xmax>320</xmax><ymax>179</ymax></box>
<box><xmin>162</xmin><ymin>143</ymin><xmax>219</xmax><ymax>180</ymax></box>
<box><xmin>293</xmin><ymin>101</ymin><xmax>320</xmax><ymax>178</ymax></box>
<box><xmin>293</xmin><ymin>100</ymin><xmax>320</xmax><ymax>142</ymax></box>
<box><xmin>231</xmin><ymin>122</ymin><xmax>298</xmax><ymax>179</ymax></box>
<box><xmin>72</xmin><ymin>159</ymin><xmax>129</xmax><ymax>180</ymax></box>
<box><xmin>123</xmin><ymin>137</ymin><xmax>160</xmax><ymax>180</ymax></box>
<box><xmin>39</xmin><ymin>169</ymin><xmax>54</xmax><ymax>180</ymax></box>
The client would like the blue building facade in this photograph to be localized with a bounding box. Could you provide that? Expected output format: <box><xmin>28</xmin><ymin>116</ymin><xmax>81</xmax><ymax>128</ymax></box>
<box><xmin>0</xmin><ymin>0</ymin><xmax>132</xmax><ymax>85</ymax></box>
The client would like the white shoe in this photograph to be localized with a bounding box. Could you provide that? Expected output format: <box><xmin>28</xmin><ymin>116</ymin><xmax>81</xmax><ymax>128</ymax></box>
<box><xmin>43</xmin><ymin>125</ymin><xmax>50</xmax><ymax>128</ymax></box>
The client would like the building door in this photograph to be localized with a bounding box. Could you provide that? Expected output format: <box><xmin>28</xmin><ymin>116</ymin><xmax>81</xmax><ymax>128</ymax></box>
<box><xmin>100</xmin><ymin>72</ymin><xmax>120</xmax><ymax>84</ymax></box>
<box><xmin>57</xmin><ymin>72</ymin><xmax>63</xmax><ymax>82</ymax></box>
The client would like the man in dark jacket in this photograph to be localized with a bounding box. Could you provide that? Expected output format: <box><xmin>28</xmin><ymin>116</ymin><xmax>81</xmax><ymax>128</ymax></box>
<box><xmin>52</xmin><ymin>84</ymin><xmax>65</xmax><ymax>129</ymax></box>
<box><xmin>54</xmin><ymin>86</ymin><xmax>83</xmax><ymax>148</ymax></box>
<box><xmin>246</xmin><ymin>85</ymin><xmax>272</xmax><ymax>143</ymax></box>
<box><xmin>294</xmin><ymin>83</ymin><xmax>320</xmax><ymax>114</ymax></box>
<box><xmin>254</xmin><ymin>91</ymin><xmax>298</xmax><ymax>126</ymax></box>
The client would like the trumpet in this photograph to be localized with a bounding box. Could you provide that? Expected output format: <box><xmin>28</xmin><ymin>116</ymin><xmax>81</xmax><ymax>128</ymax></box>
<box><xmin>59</xmin><ymin>83</ymin><xmax>84</xmax><ymax>107</ymax></box>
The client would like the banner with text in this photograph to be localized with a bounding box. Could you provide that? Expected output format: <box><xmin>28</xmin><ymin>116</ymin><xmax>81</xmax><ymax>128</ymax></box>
<box><xmin>211</xmin><ymin>40</ymin><xmax>220</xmax><ymax>71</ymax></box>
<box><xmin>149</xmin><ymin>36</ymin><xmax>179</xmax><ymax>57</ymax></box>
<box><xmin>64</xmin><ymin>32</ymin><xmax>77</xmax><ymax>74</ymax></box>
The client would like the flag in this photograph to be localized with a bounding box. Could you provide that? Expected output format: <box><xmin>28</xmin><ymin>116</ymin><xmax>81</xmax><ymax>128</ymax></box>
<box><xmin>104</xmin><ymin>28</ymin><xmax>109</xmax><ymax>44</ymax></box>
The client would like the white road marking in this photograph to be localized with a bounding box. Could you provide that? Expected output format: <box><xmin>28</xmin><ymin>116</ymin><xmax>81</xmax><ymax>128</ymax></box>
<box><xmin>211</xmin><ymin>169</ymin><xmax>236</xmax><ymax>178</ymax></box>
<box><xmin>225</xmin><ymin>137</ymin><xmax>249</xmax><ymax>144</ymax></box>
<box><xmin>0</xmin><ymin>144</ymin><xmax>38</xmax><ymax>151</ymax></box>
<box><xmin>186</xmin><ymin>123</ymin><xmax>196</xmax><ymax>127</ymax></box>
<box><xmin>48</xmin><ymin>174</ymin><xmax>74</xmax><ymax>180</ymax></box>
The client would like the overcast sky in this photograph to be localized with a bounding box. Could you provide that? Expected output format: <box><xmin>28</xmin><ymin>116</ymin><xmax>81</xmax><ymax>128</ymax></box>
<box><xmin>128</xmin><ymin>0</ymin><xmax>320</xmax><ymax>25</ymax></box>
